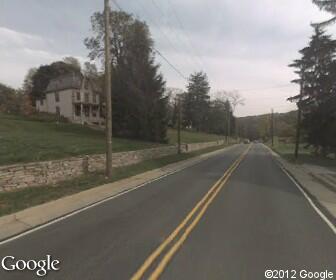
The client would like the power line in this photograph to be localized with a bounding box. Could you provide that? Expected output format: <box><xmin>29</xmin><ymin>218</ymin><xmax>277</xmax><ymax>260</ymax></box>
<box><xmin>166</xmin><ymin>0</ymin><xmax>205</xmax><ymax>70</ymax></box>
<box><xmin>244</xmin><ymin>103</ymin><xmax>296</xmax><ymax>109</ymax></box>
<box><xmin>233</xmin><ymin>84</ymin><xmax>297</xmax><ymax>92</ymax></box>
<box><xmin>110</xmin><ymin>0</ymin><xmax>188</xmax><ymax>81</ymax></box>
<box><xmin>122</xmin><ymin>0</ymin><xmax>197</xmax><ymax>73</ymax></box>
<box><xmin>154</xmin><ymin>48</ymin><xmax>188</xmax><ymax>80</ymax></box>
<box><xmin>150</xmin><ymin>0</ymin><xmax>203</xmax><ymax>70</ymax></box>
<box><xmin>132</xmin><ymin>0</ymin><xmax>197</xmax><ymax>72</ymax></box>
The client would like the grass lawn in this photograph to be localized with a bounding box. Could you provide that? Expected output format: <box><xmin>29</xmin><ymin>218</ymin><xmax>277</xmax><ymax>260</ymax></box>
<box><xmin>167</xmin><ymin>128</ymin><xmax>225</xmax><ymax>144</ymax></box>
<box><xmin>269</xmin><ymin>142</ymin><xmax>335</xmax><ymax>168</ymax></box>
<box><xmin>0</xmin><ymin>114</ymin><xmax>226</xmax><ymax>166</ymax></box>
<box><xmin>0</xmin><ymin>114</ymin><xmax>161</xmax><ymax>166</ymax></box>
<box><xmin>0</xmin><ymin>144</ymin><xmax>229</xmax><ymax>217</ymax></box>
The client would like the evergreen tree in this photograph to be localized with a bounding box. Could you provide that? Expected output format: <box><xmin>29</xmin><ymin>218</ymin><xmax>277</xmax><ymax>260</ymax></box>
<box><xmin>289</xmin><ymin>27</ymin><xmax>336</xmax><ymax>155</ymax></box>
<box><xmin>312</xmin><ymin>0</ymin><xmax>336</xmax><ymax>26</ymax></box>
<box><xmin>183</xmin><ymin>72</ymin><xmax>210</xmax><ymax>131</ymax></box>
<box><xmin>85</xmin><ymin>11</ymin><xmax>168</xmax><ymax>142</ymax></box>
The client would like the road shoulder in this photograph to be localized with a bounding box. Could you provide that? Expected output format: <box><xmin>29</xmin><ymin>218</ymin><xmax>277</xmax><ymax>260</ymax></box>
<box><xmin>265</xmin><ymin>144</ymin><xmax>336</xmax><ymax>227</ymax></box>
<box><xmin>0</xmin><ymin>144</ymin><xmax>237</xmax><ymax>243</ymax></box>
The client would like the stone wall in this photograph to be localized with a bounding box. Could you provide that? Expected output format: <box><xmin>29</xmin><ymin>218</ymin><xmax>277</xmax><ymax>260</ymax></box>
<box><xmin>0</xmin><ymin>140</ymin><xmax>225</xmax><ymax>192</ymax></box>
<box><xmin>185</xmin><ymin>140</ymin><xmax>225</xmax><ymax>153</ymax></box>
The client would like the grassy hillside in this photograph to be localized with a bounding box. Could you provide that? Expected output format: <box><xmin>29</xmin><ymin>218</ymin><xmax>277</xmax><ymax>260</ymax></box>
<box><xmin>167</xmin><ymin>128</ymin><xmax>225</xmax><ymax>144</ymax></box>
<box><xmin>0</xmin><ymin>114</ymin><xmax>162</xmax><ymax>166</ymax></box>
<box><xmin>0</xmin><ymin>114</ymin><xmax>225</xmax><ymax>166</ymax></box>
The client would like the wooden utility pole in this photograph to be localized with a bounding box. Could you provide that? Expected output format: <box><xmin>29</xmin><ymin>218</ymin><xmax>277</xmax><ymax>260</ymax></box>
<box><xmin>227</xmin><ymin>109</ymin><xmax>231</xmax><ymax>144</ymax></box>
<box><xmin>104</xmin><ymin>0</ymin><xmax>113</xmax><ymax>178</ymax></box>
<box><xmin>294</xmin><ymin>77</ymin><xmax>303</xmax><ymax>160</ymax></box>
<box><xmin>236</xmin><ymin>120</ymin><xmax>240</xmax><ymax>143</ymax></box>
<box><xmin>270</xmin><ymin>109</ymin><xmax>274</xmax><ymax>147</ymax></box>
<box><xmin>177</xmin><ymin>96</ymin><xmax>182</xmax><ymax>154</ymax></box>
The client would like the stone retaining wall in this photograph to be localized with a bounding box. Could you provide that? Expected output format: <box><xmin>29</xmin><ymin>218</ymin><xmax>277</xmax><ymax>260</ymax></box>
<box><xmin>185</xmin><ymin>140</ymin><xmax>225</xmax><ymax>153</ymax></box>
<box><xmin>0</xmin><ymin>140</ymin><xmax>225</xmax><ymax>192</ymax></box>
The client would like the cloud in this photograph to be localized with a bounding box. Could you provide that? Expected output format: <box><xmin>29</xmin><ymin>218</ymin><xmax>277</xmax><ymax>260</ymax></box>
<box><xmin>136</xmin><ymin>0</ymin><xmax>333</xmax><ymax>116</ymax></box>
<box><xmin>0</xmin><ymin>27</ymin><xmax>85</xmax><ymax>88</ymax></box>
<box><xmin>1</xmin><ymin>0</ymin><xmax>335</xmax><ymax>115</ymax></box>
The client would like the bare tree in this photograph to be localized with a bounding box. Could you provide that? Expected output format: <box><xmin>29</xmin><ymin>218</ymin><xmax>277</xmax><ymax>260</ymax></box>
<box><xmin>215</xmin><ymin>90</ymin><xmax>245</xmax><ymax>142</ymax></box>
<box><xmin>226</xmin><ymin>91</ymin><xmax>245</xmax><ymax>112</ymax></box>
<box><xmin>215</xmin><ymin>90</ymin><xmax>245</xmax><ymax>112</ymax></box>
<box><xmin>83</xmin><ymin>62</ymin><xmax>99</xmax><ymax>78</ymax></box>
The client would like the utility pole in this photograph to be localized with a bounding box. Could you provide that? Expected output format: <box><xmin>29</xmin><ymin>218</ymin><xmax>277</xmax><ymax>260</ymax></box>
<box><xmin>294</xmin><ymin>76</ymin><xmax>303</xmax><ymax>160</ymax></box>
<box><xmin>271</xmin><ymin>109</ymin><xmax>274</xmax><ymax>147</ymax></box>
<box><xmin>236</xmin><ymin>121</ymin><xmax>240</xmax><ymax>143</ymax></box>
<box><xmin>227</xmin><ymin>109</ymin><xmax>231</xmax><ymax>144</ymax></box>
<box><xmin>177</xmin><ymin>96</ymin><xmax>182</xmax><ymax>154</ymax></box>
<box><xmin>104</xmin><ymin>0</ymin><xmax>113</xmax><ymax>178</ymax></box>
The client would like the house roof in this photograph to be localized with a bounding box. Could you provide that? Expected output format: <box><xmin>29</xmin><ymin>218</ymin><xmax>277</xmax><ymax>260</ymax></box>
<box><xmin>45</xmin><ymin>73</ymin><xmax>102</xmax><ymax>94</ymax></box>
<box><xmin>45</xmin><ymin>73</ymin><xmax>83</xmax><ymax>93</ymax></box>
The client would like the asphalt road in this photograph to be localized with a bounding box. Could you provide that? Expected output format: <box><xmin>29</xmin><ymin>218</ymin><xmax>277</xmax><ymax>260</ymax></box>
<box><xmin>0</xmin><ymin>144</ymin><xmax>335</xmax><ymax>280</ymax></box>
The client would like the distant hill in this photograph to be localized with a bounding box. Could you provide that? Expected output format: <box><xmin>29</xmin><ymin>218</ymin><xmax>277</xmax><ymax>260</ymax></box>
<box><xmin>237</xmin><ymin>110</ymin><xmax>297</xmax><ymax>141</ymax></box>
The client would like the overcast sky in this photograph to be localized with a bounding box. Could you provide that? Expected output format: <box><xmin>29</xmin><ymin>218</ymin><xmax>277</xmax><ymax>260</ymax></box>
<box><xmin>1</xmin><ymin>0</ymin><xmax>335</xmax><ymax>116</ymax></box>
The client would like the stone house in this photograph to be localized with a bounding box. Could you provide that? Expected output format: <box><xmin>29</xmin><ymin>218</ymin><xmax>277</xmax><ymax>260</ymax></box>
<box><xmin>36</xmin><ymin>73</ymin><xmax>104</xmax><ymax>125</ymax></box>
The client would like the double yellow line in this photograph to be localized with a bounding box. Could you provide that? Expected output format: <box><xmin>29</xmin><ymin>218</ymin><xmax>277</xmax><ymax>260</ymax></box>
<box><xmin>131</xmin><ymin>145</ymin><xmax>251</xmax><ymax>280</ymax></box>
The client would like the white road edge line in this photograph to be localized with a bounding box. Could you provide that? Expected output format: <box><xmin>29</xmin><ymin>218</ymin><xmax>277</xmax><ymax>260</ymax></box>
<box><xmin>280</xmin><ymin>165</ymin><xmax>336</xmax><ymax>235</ymax></box>
<box><xmin>0</xmin><ymin>167</ymin><xmax>188</xmax><ymax>246</ymax></box>
<box><xmin>0</xmin><ymin>146</ymin><xmax>233</xmax><ymax>246</ymax></box>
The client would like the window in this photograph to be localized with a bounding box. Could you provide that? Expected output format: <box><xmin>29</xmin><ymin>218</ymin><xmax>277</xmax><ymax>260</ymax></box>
<box><xmin>84</xmin><ymin>105</ymin><xmax>90</xmax><ymax>117</ymax></box>
<box><xmin>85</xmin><ymin>92</ymin><xmax>89</xmax><ymax>103</ymax></box>
<box><xmin>76</xmin><ymin>91</ymin><xmax>80</xmax><ymax>101</ymax></box>
<box><xmin>55</xmin><ymin>91</ymin><xmax>60</xmax><ymax>102</ymax></box>
<box><xmin>92</xmin><ymin>106</ymin><xmax>98</xmax><ymax>117</ymax></box>
<box><xmin>75</xmin><ymin>105</ymin><xmax>81</xmax><ymax>116</ymax></box>
<box><xmin>100</xmin><ymin>106</ymin><xmax>105</xmax><ymax>118</ymax></box>
<box><xmin>40</xmin><ymin>99</ymin><xmax>44</xmax><ymax>106</ymax></box>
<box><xmin>55</xmin><ymin>106</ymin><xmax>60</xmax><ymax>116</ymax></box>
<box><xmin>93</xmin><ymin>93</ymin><xmax>97</xmax><ymax>103</ymax></box>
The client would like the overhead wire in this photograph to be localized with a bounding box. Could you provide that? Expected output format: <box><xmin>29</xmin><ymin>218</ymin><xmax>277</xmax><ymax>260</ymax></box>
<box><xmin>110</xmin><ymin>0</ymin><xmax>188</xmax><ymax>81</ymax></box>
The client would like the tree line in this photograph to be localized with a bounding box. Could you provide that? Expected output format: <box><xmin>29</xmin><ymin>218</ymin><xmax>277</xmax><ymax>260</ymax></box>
<box><xmin>237</xmin><ymin>111</ymin><xmax>297</xmax><ymax>141</ymax></box>
<box><xmin>167</xmin><ymin>73</ymin><xmax>238</xmax><ymax>137</ymax></box>
<box><xmin>1</xmin><ymin>10</ymin><xmax>240</xmax><ymax>144</ymax></box>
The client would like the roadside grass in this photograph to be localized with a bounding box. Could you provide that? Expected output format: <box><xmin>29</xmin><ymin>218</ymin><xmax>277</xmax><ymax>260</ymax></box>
<box><xmin>0</xmin><ymin>113</ymin><xmax>226</xmax><ymax>166</ymax></box>
<box><xmin>167</xmin><ymin>128</ymin><xmax>225</xmax><ymax>144</ymax></box>
<box><xmin>269</xmin><ymin>142</ymin><xmax>335</xmax><ymax>168</ymax></box>
<box><xmin>0</xmin><ymin>113</ymin><xmax>161</xmax><ymax>166</ymax></box>
<box><xmin>0</xmin><ymin>144</ymin><xmax>229</xmax><ymax>217</ymax></box>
